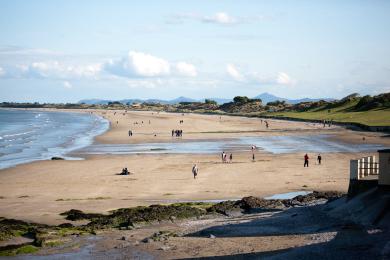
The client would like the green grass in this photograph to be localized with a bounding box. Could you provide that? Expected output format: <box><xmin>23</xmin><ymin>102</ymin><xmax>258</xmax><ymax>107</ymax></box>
<box><xmin>169</xmin><ymin>202</ymin><xmax>215</xmax><ymax>210</ymax></box>
<box><xmin>0</xmin><ymin>245</ymin><xmax>39</xmax><ymax>256</ymax></box>
<box><xmin>263</xmin><ymin>101</ymin><xmax>390</xmax><ymax>126</ymax></box>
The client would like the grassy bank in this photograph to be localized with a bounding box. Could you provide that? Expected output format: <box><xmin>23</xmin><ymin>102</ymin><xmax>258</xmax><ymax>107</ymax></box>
<box><xmin>262</xmin><ymin>101</ymin><xmax>390</xmax><ymax>127</ymax></box>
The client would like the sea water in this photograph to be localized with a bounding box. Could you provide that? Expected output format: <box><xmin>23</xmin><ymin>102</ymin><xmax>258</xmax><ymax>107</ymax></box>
<box><xmin>0</xmin><ymin>109</ymin><xmax>109</xmax><ymax>169</ymax></box>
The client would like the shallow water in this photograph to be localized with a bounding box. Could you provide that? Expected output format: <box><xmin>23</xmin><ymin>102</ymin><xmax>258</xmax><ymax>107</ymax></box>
<box><xmin>0</xmin><ymin>109</ymin><xmax>109</xmax><ymax>169</ymax></box>
<box><xmin>78</xmin><ymin>135</ymin><xmax>385</xmax><ymax>155</ymax></box>
<box><xmin>264</xmin><ymin>191</ymin><xmax>312</xmax><ymax>200</ymax></box>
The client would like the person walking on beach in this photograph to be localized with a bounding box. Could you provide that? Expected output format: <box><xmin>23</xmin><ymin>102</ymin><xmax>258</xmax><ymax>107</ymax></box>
<box><xmin>192</xmin><ymin>164</ymin><xmax>198</xmax><ymax>179</ymax></box>
<box><xmin>221</xmin><ymin>151</ymin><xmax>225</xmax><ymax>163</ymax></box>
<box><xmin>317</xmin><ymin>154</ymin><xmax>322</xmax><ymax>165</ymax></box>
<box><xmin>304</xmin><ymin>153</ymin><xmax>309</xmax><ymax>167</ymax></box>
<box><xmin>229</xmin><ymin>153</ymin><xmax>233</xmax><ymax>163</ymax></box>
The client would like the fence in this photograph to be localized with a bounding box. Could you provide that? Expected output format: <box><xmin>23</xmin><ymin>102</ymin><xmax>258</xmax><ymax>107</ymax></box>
<box><xmin>350</xmin><ymin>156</ymin><xmax>379</xmax><ymax>180</ymax></box>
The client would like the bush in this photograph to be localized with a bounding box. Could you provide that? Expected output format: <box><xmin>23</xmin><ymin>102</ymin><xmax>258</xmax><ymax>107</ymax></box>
<box><xmin>233</xmin><ymin>96</ymin><xmax>250</xmax><ymax>104</ymax></box>
<box><xmin>204</xmin><ymin>99</ymin><xmax>217</xmax><ymax>105</ymax></box>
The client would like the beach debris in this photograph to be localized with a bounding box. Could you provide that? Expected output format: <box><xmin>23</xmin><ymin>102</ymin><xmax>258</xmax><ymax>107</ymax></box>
<box><xmin>158</xmin><ymin>245</ymin><xmax>171</xmax><ymax>251</ymax></box>
<box><xmin>143</xmin><ymin>231</ymin><xmax>178</xmax><ymax>243</ymax></box>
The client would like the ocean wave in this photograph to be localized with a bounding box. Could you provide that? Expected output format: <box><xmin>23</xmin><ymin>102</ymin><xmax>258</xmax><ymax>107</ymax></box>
<box><xmin>0</xmin><ymin>110</ymin><xmax>109</xmax><ymax>170</ymax></box>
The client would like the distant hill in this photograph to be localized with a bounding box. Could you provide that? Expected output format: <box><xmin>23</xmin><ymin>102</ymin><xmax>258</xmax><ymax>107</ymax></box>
<box><xmin>78</xmin><ymin>93</ymin><xmax>334</xmax><ymax>106</ymax></box>
<box><xmin>253</xmin><ymin>92</ymin><xmax>335</xmax><ymax>105</ymax></box>
<box><xmin>79</xmin><ymin>96</ymin><xmax>231</xmax><ymax>105</ymax></box>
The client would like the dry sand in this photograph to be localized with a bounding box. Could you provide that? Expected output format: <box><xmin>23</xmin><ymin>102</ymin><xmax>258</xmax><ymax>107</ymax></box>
<box><xmin>0</xmin><ymin>109</ymin><xmax>389</xmax><ymax>225</ymax></box>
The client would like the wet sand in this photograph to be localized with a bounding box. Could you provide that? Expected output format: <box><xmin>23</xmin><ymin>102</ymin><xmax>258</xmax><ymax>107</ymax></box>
<box><xmin>0</xmin><ymin>109</ymin><xmax>389</xmax><ymax>225</ymax></box>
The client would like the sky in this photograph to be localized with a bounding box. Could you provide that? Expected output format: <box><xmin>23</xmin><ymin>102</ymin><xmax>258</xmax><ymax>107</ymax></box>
<box><xmin>0</xmin><ymin>0</ymin><xmax>389</xmax><ymax>103</ymax></box>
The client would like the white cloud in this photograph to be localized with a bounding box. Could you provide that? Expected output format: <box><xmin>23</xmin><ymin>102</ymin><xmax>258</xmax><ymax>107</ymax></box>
<box><xmin>226</xmin><ymin>64</ymin><xmax>245</xmax><ymax>81</ymax></box>
<box><xmin>276</xmin><ymin>72</ymin><xmax>296</xmax><ymax>86</ymax></box>
<box><xmin>226</xmin><ymin>64</ymin><xmax>296</xmax><ymax>86</ymax></box>
<box><xmin>20</xmin><ymin>61</ymin><xmax>102</xmax><ymax>79</ymax></box>
<box><xmin>63</xmin><ymin>81</ymin><xmax>72</xmax><ymax>89</ymax></box>
<box><xmin>168</xmin><ymin>12</ymin><xmax>266</xmax><ymax>26</ymax></box>
<box><xmin>175</xmin><ymin>62</ymin><xmax>197</xmax><ymax>77</ymax></box>
<box><xmin>105</xmin><ymin>51</ymin><xmax>170</xmax><ymax>78</ymax></box>
<box><xmin>104</xmin><ymin>51</ymin><xmax>197</xmax><ymax>79</ymax></box>
<box><xmin>203</xmin><ymin>12</ymin><xmax>237</xmax><ymax>25</ymax></box>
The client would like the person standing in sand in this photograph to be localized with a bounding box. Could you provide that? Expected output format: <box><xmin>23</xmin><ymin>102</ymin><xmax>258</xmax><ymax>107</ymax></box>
<box><xmin>192</xmin><ymin>164</ymin><xmax>198</xmax><ymax>179</ymax></box>
<box><xmin>317</xmin><ymin>154</ymin><xmax>322</xmax><ymax>165</ymax></box>
<box><xmin>229</xmin><ymin>153</ymin><xmax>233</xmax><ymax>163</ymax></box>
<box><xmin>304</xmin><ymin>153</ymin><xmax>309</xmax><ymax>167</ymax></box>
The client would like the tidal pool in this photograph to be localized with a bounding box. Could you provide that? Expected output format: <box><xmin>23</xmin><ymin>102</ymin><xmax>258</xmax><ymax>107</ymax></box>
<box><xmin>77</xmin><ymin>135</ymin><xmax>385</xmax><ymax>155</ymax></box>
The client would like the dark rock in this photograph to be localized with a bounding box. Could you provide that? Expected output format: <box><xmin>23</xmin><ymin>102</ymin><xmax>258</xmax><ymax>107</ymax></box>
<box><xmin>51</xmin><ymin>157</ymin><xmax>64</xmax><ymax>160</ymax></box>
<box><xmin>57</xmin><ymin>223</ymin><xmax>74</xmax><ymax>228</ymax></box>
<box><xmin>60</xmin><ymin>209</ymin><xmax>105</xmax><ymax>221</ymax></box>
<box><xmin>81</xmin><ymin>204</ymin><xmax>205</xmax><ymax>229</ymax></box>
<box><xmin>238</xmin><ymin>196</ymin><xmax>284</xmax><ymax>210</ymax></box>
<box><xmin>207</xmin><ymin>200</ymin><xmax>240</xmax><ymax>216</ymax></box>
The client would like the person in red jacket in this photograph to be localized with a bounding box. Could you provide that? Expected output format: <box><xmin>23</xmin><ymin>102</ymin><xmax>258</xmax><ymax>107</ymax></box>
<box><xmin>304</xmin><ymin>154</ymin><xmax>309</xmax><ymax>167</ymax></box>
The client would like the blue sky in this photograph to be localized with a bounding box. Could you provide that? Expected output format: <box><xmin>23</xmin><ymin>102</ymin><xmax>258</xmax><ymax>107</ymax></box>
<box><xmin>0</xmin><ymin>0</ymin><xmax>389</xmax><ymax>102</ymax></box>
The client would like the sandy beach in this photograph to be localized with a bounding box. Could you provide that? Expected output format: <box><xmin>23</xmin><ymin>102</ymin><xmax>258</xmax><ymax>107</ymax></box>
<box><xmin>0</xmin><ymin>109</ymin><xmax>389</xmax><ymax>225</ymax></box>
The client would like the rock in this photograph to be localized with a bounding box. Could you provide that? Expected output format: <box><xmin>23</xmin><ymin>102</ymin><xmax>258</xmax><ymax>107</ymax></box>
<box><xmin>158</xmin><ymin>245</ymin><xmax>171</xmax><ymax>251</ymax></box>
<box><xmin>51</xmin><ymin>157</ymin><xmax>64</xmax><ymax>160</ymax></box>
<box><xmin>59</xmin><ymin>209</ymin><xmax>104</xmax><ymax>221</ymax></box>
<box><xmin>86</xmin><ymin>204</ymin><xmax>204</xmax><ymax>229</ymax></box>
<box><xmin>207</xmin><ymin>200</ymin><xmax>240</xmax><ymax>216</ymax></box>
<box><xmin>141</xmin><ymin>238</ymin><xmax>153</xmax><ymax>243</ymax></box>
<box><xmin>57</xmin><ymin>223</ymin><xmax>74</xmax><ymax>228</ymax></box>
<box><xmin>209</xmin><ymin>234</ymin><xmax>216</xmax><ymax>239</ymax></box>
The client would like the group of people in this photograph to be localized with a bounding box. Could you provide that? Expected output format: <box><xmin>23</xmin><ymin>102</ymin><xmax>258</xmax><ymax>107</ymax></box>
<box><xmin>260</xmin><ymin>119</ymin><xmax>270</xmax><ymax>129</ymax></box>
<box><xmin>322</xmin><ymin>120</ymin><xmax>333</xmax><ymax>128</ymax></box>
<box><xmin>128</xmin><ymin>130</ymin><xmax>133</xmax><ymax>136</ymax></box>
<box><xmin>221</xmin><ymin>151</ymin><xmax>233</xmax><ymax>163</ymax></box>
<box><xmin>172</xmin><ymin>129</ymin><xmax>183</xmax><ymax>137</ymax></box>
<box><xmin>179</xmin><ymin>120</ymin><xmax>184</xmax><ymax>124</ymax></box>
<box><xmin>120</xmin><ymin>168</ymin><xmax>130</xmax><ymax>175</ymax></box>
<box><xmin>304</xmin><ymin>153</ymin><xmax>322</xmax><ymax>167</ymax></box>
